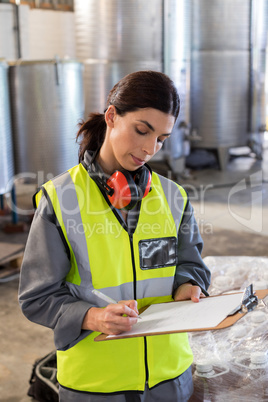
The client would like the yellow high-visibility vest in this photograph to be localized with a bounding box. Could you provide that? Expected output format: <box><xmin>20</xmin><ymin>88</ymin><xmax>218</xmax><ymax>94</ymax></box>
<box><xmin>36</xmin><ymin>162</ymin><xmax>193</xmax><ymax>393</ymax></box>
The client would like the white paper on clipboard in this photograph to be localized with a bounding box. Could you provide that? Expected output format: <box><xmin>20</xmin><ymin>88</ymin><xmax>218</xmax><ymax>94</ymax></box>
<box><xmin>107</xmin><ymin>292</ymin><xmax>243</xmax><ymax>339</ymax></box>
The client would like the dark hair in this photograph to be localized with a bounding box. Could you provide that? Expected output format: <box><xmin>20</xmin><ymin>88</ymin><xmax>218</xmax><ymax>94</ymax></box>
<box><xmin>76</xmin><ymin>70</ymin><xmax>180</xmax><ymax>162</ymax></box>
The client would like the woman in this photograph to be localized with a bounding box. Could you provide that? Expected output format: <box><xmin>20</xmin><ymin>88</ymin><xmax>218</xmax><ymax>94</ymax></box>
<box><xmin>19</xmin><ymin>70</ymin><xmax>211</xmax><ymax>401</ymax></box>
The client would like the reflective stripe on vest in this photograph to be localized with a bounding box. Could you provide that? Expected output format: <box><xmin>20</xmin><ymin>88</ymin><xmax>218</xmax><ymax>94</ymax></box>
<box><xmin>37</xmin><ymin>163</ymin><xmax>193</xmax><ymax>393</ymax></box>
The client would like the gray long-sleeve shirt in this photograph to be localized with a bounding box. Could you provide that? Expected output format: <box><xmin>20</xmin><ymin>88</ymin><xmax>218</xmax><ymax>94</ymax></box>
<box><xmin>19</xmin><ymin>183</ymin><xmax>211</xmax><ymax>351</ymax></box>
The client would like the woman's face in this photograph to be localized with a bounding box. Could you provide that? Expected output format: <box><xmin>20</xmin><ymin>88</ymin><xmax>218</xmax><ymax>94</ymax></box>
<box><xmin>102</xmin><ymin>106</ymin><xmax>175</xmax><ymax>172</ymax></box>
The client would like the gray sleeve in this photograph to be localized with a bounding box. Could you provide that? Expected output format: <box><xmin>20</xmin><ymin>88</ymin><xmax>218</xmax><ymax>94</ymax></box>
<box><xmin>18</xmin><ymin>195</ymin><xmax>94</xmax><ymax>350</ymax></box>
<box><xmin>173</xmin><ymin>201</ymin><xmax>211</xmax><ymax>296</ymax></box>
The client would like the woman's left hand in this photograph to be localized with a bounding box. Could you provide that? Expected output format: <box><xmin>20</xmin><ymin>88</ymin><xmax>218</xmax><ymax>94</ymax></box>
<box><xmin>174</xmin><ymin>283</ymin><xmax>205</xmax><ymax>303</ymax></box>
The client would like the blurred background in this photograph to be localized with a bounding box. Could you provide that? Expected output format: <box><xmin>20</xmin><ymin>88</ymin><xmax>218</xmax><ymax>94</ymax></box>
<box><xmin>0</xmin><ymin>1</ymin><xmax>268</xmax><ymax>401</ymax></box>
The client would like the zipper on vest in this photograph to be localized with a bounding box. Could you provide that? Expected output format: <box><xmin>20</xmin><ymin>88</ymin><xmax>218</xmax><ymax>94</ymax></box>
<box><xmin>144</xmin><ymin>337</ymin><xmax>149</xmax><ymax>383</ymax></box>
<box><xmin>128</xmin><ymin>233</ymin><xmax>137</xmax><ymax>300</ymax></box>
<box><xmin>129</xmin><ymin>232</ymin><xmax>149</xmax><ymax>385</ymax></box>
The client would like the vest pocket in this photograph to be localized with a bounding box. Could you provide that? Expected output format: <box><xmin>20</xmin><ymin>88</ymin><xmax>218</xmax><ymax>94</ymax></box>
<box><xmin>139</xmin><ymin>237</ymin><xmax>178</xmax><ymax>270</ymax></box>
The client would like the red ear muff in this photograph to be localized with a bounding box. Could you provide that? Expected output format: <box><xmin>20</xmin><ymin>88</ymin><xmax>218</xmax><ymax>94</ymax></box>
<box><xmin>86</xmin><ymin>154</ymin><xmax>151</xmax><ymax>210</ymax></box>
<box><xmin>106</xmin><ymin>171</ymin><xmax>138</xmax><ymax>210</ymax></box>
<box><xmin>134</xmin><ymin>166</ymin><xmax>151</xmax><ymax>199</ymax></box>
<box><xmin>106</xmin><ymin>166</ymin><xmax>152</xmax><ymax>210</ymax></box>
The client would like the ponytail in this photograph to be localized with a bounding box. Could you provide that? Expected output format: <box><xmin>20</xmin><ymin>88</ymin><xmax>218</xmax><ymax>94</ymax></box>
<box><xmin>76</xmin><ymin>113</ymin><xmax>106</xmax><ymax>162</ymax></box>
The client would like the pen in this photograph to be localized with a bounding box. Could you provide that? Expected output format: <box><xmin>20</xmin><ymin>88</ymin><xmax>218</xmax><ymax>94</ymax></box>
<box><xmin>92</xmin><ymin>289</ymin><xmax>142</xmax><ymax>319</ymax></box>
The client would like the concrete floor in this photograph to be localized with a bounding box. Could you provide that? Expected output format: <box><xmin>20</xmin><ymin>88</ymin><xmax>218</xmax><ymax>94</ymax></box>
<box><xmin>0</xmin><ymin>280</ymin><xmax>54</xmax><ymax>402</ymax></box>
<box><xmin>183</xmin><ymin>146</ymin><xmax>268</xmax><ymax>237</ymax></box>
<box><xmin>0</xmin><ymin>141</ymin><xmax>268</xmax><ymax>401</ymax></box>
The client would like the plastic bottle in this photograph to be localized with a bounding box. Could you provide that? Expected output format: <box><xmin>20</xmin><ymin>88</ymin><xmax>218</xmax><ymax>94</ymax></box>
<box><xmin>190</xmin><ymin>359</ymin><xmax>250</xmax><ymax>402</ymax></box>
<box><xmin>263</xmin><ymin>271</ymin><xmax>268</xmax><ymax>282</ymax></box>
<box><xmin>245</xmin><ymin>310</ymin><xmax>267</xmax><ymax>326</ymax></box>
<box><xmin>232</xmin><ymin>351</ymin><xmax>268</xmax><ymax>401</ymax></box>
<box><xmin>190</xmin><ymin>360</ymin><xmax>230</xmax><ymax>402</ymax></box>
<box><xmin>211</xmin><ymin>322</ymin><xmax>252</xmax><ymax>361</ymax></box>
<box><xmin>247</xmin><ymin>312</ymin><xmax>268</xmax><ymax>343</ymax></box>
<box><xmin>211</xmin><ymin>275</ymin><xmax>234</xmax><ymax>294</ymax></box>
<box><xmin>252</xmin><ymin>280</ymin><xmax>268</xmax><ymax>290</ymax></box>
<box><xmin>225</xmin><ymin>265</ymin><xmax>250</xmax><ymax>286</ymax></box>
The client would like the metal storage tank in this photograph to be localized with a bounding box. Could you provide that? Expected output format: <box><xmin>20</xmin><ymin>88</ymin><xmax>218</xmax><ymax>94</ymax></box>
<box><xmin>9</xmin><ymin>59</ymin><xmax>84</xmax><ymax>180</ymax></box>
<box><xmin>191</xmin><ymin>52</ymin><xmax>249</xmax><ymax>146</ymax></box>
<box><xmin>163</xmin><ymin>0</ymin><xmax>192</xmax><ymax>172</ymax></box>
<box><xmin>83</xmin><ymin>60</ymin><xmax>162</xmax><ymax>116</ymax></box>
<box><xmin>190</xmin><ymin>0</ymin><xmax>251</xmax><ymax>169</ymax></box>
<box><xmin>74</xmin><ymin>0</ymin><xmax>162</xmax><ymax>62</ymax></box>
<box><xmin>0</xmin><ymin>60</ymin><xmax>14</xmax><ymax>195</ymax></box>
<box><xmin>249</xmin><ymin>0</ymin><xmax>268</xmax><ymax>157</ymax></box>
<box><xmin>74</xmin><ymin>0</ymin><xmax>163</xmax><ymax>116</ymax></box>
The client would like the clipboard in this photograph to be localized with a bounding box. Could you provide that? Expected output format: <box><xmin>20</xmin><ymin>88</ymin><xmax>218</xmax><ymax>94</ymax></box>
<box><xmin>95</xmin><ymin>289</ymin><xmax>268</xmax><ymax>342</ymax></box>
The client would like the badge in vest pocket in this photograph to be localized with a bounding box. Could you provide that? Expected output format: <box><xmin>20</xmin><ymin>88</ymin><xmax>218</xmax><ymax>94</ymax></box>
<box><xmin>139</xmin><ymin>237</ymin><xmax>178</xmax><ymax>270</ymax></box>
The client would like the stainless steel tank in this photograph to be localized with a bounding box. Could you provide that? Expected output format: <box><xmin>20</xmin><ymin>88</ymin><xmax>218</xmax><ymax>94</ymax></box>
<box><xmin>74</xmin><ymin>0</ymin><xmax>162</xmax><ymax>62</ymax></box>
<box><xmin>9</xmin><ymin>59</ymin><xmax>84</xmax><ymax>180</ymax></box>
<box><xmin>192</xmin><ymin>0</ymin><xmax>250</xmax><ymax>51</ymax></box>
<box><xmin>0</xmin><ymin>60</ymin><xmax>14</xmax><ymax>194</ymax></box>
<box><xmin>74</xmin><ymin>0</ymin><xmax>163</xmax><ymax>117</ymax></box>
<box><xmin>191</xmin><ymin>51</ymin><xmax>249</xmax><ymax>148</ymax></box>
<box><xmin>164</xmin><ymin>0</ymin><xmax>191</xmax><ymax>165</ymax></box>
<box><xmin>190</xmin><ymin>0</ymin><xmax>251</xmax><ymax>168</ymax></box>
<box><xmin>249</xmin><ymin>0</ymin><xmax>268</xmax><ymax>156</ymax></box>
<box><xmin>74</xmin><ymin>0</ymin><xmax>193</xmax><ymax>177</ymax></box>
<box><xmin>84</xmin><ymin>60</ymin><xmax>162</xmax><ymax>116</ymax></box>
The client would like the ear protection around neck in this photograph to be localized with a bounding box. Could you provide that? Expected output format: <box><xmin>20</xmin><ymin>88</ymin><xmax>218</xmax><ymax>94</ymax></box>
<box><xmin>86</xmin><ymin>153</ymin><xmax>152</xmax><ymax>210</ymax></box>
<box><xmin>106</xmin><ymin>166</ymin><xmax>152</xmax><ymax>210</ymax></box>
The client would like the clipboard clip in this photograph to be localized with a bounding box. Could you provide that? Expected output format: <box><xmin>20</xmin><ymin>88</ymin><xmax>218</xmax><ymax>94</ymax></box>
<box><xmin>241</xmin><ymin>284</ymin><xmax>259</xmax><ymax>313</ymax></box>
<box><xmin>228</xmin><ymin>284</ymin><xmax>259</xmax><ymax>316</ymax></box>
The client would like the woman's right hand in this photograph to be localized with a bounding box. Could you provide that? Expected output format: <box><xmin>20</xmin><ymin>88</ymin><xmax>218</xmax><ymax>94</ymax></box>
<box><xmin>82</xmin><ymin>300</ymin><xmax>139</xmax><ymax>335</ymax></box>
